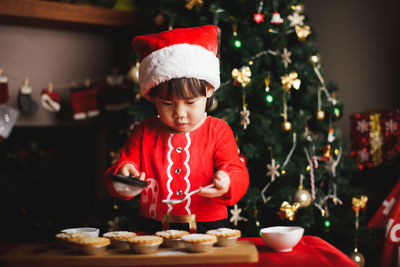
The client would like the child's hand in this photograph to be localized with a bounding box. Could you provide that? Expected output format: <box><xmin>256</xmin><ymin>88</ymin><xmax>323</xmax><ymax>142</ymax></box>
<box><xmin>119</xmin><ymin>163</ymin><xmax>145</xmax><ymax>180</ymax></box>
<box><xmin>112</xmin><ymin>163</ymin><xmax>146</xmax><ymax>197</ymax></box>
<box><xmin>198</xmin><ymin>170</ymin><xmax>230</xmax><ymax>198</ymax></box>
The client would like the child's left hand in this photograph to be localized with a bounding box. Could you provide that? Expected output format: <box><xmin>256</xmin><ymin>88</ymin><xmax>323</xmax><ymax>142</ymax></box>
<box><xmin>198</xmin><ymin>170</ymin><xmax>230</xmax><ymax>198</ymax></box>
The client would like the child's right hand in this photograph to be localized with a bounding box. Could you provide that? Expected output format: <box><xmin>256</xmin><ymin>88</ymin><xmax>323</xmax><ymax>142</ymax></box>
<box><xmin>112</xmin><ymin>163</ymin><xmax>146</xmax><ymax>198</ymax></box>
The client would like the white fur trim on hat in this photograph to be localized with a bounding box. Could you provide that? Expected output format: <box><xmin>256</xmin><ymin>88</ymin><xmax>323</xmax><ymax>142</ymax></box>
<box><xmin>139</xmin><ymin>43</ymin><xmax>220</xmax><ymax>100</ymax></box>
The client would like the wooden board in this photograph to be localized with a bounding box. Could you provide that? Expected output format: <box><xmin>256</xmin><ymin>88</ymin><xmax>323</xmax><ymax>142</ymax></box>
<box><xmin>0</xmin><ymin>0</ymin><xmax>138</xmax><ymax>27</ymax></box>
<box><xmin>0</xmin><ymin>241</ymin><xmax>258</xmax><ymax>266</ymax></box>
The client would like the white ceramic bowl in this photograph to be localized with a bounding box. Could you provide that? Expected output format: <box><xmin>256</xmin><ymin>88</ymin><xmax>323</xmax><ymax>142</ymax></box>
<box><xmin>61</xmin><ymin>227</ymin><xmax>99</xmax><ymax>238</ymax></box>
<box><xmin>260</xmin><ymin>226</ymin><xmax>304</xmax><ymax>252</ymax></box>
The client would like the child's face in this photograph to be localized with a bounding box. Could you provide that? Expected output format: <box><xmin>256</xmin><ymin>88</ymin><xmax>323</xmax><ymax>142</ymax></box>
<box><xmin>152</xmin><ymin>85</ymin><xmax>213</xmax><ymax>133</ymax></box>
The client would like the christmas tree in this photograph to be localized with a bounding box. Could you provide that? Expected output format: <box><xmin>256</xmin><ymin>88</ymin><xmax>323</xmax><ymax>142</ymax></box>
<box><xmin>105</xmin><ymin>0</ymin><xmax>381</xmax><ymax>264</ymax></box>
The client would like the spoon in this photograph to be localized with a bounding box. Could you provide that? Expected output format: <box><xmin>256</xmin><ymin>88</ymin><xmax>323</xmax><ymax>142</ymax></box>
<box><xmin>162</xmin><ymin>178</ymin><xmax>228</xmax><ymax>205</ymax></box>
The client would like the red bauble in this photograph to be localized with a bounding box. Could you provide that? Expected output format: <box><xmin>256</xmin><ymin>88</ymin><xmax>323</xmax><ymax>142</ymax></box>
<box><xmin>239</xmin><ymin>153</ymin><xmax>248</xmax><ymax>165</ymax></box>
<box><xmin>253</xmin><ymin>12</ymin><xmax>265</xmax><ymax>24</ymax></box>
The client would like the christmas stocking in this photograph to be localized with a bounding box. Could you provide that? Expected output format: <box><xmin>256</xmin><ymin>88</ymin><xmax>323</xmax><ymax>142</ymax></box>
<box><xmin>70</xmin><ymin>88</ymin><xmax>86</xmax><ymax>120</ymax></box>
<box><xmin>41</xmin><ymin>83</ymin><xmax>60</xmax><ymax>113</ymax></box>
<box><xmin>85</xmin><ymin>86</ymin><xmax>100</xmax><ymax>118</ymax></box>
<box><xmin>0</xmin><ymin>72</ymin><xmax>9</xmax><ymax>104</ymax></box>
<box><xmin>18</xmin><ymin>79</ymin><xmax>39</xmax><ymax>114</ymax></box>
<box><xmin>0</xmin><ymin>104</ymin><xmax>19</xmax><ymax>140</ymax></box>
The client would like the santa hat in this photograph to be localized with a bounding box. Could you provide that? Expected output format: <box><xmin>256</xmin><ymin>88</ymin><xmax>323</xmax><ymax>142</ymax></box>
<box><xmin>132</xmin><ymin>25</ymin><xmax>220</xmax><ymax>100</ymax></box>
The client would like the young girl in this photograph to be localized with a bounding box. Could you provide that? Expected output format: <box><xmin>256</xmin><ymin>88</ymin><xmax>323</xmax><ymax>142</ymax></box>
<box><xmin>104</xmin><ymin>25</ymin><xmax>249</xmax><ymax>233</ymax></box>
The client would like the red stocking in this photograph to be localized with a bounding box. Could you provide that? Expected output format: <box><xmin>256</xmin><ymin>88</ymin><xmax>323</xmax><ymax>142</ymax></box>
<box><xmin>70</xmin><ymin>89</ymin><xmax>86</xmax><ymax>120</ymax></box>
<box><xmin>0</xmin><ymin>74</ymin><xmax>9</xmax><ymax>104</ymax></box>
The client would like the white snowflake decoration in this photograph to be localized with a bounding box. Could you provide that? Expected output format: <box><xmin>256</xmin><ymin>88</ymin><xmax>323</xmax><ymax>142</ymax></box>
<box><xmin>356</xmin><ymin>119</ymin><xmax>369</xmax><ymax>133</ymax></box>
<box><xmin>287</xmin><ymin>12</ymin><xmax>305</xmax><ymax>27</ymax></box>
<box><xmin>281</xmin><ymin>48</ymin><xmax>292</xmax><ymax>69</ymax></box>
<box><xmin>229</xmin><ymin>204</ymin><xmax>248</xmax><ymax>226</ymax></box>
<box><xmin>266</xmin><ymin>158</ymin><xmax>280</xmax><ymax>182</ymax></box>
<box><xmin>240</xmin><ymin>106</ymin><xmax>250</xmax><ymax>130</ymax></box>
<box><xmin>385</xmin><ymin>119</ymin><xmax>398</xmax><ymax>133</ymax></box>
<box><xmin>357</xmin><ymin>150</ymin><xmax>369</xmax><ymax>163</ymax></box>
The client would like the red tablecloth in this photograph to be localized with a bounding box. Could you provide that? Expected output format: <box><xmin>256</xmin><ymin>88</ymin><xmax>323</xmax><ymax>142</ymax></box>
<box><xmin>171</xmin><ymin>236</ymin><xmax>358</xmax><ymax>267</ymax></box>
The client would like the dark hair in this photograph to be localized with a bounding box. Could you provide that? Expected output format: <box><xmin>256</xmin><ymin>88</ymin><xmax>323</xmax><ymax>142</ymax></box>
<box><xmin>149</xmin><ymin>78</ymin><xmax>214</xmax><ymax>112</ymax></box>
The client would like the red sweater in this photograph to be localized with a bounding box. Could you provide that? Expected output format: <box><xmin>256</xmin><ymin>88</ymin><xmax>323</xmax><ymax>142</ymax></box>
<box><xmin>105</xmin><ymin>116</ymin><xmax>249</xmax><ymax>222</ymax></box>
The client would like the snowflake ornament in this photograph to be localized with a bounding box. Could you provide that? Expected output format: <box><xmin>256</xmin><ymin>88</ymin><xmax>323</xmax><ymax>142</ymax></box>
<box><xmin>385</xmin><ymin>119</ymin><xmax>398</xmax><ymax>133</ymax></box>
<box><xmin>356</xmin><ymin>119</ymin><xmax>369</xmax><ymax>133</ymax></box>
<box><xmin>240</xmin><ymin>106</ymin><xmax>250</xmax><ymax>129</ymax></box>
<box><xmin>288</xmin><ymin>12</ymin><xmax>305</xmax><ymax>27</ymax></box>
<box><xmin>229</xmin><ymin>204</ymin><xmax>248</xmax><ymax>226</ymax></box>
<box><xmin>266</xmin><ymin>158</ymin><xmax>280</xmax><ymax>182</ymax></box>
<box><xmin>281</xmin><ymin>48</ymin><xmax>292</xmax><ymax>69</ymax></box>
<box><xmin>357</xmin><ymin>149</ymin><xmax>369</xmax><ymax>163</ymax></box>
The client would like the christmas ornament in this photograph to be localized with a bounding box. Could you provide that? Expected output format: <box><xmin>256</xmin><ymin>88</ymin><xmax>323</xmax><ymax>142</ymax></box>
<box><xmin>0</xmin><ymin>69</ymin><xmax>9</xmax><ymax>104</ymax></box>
<box><xmin>327</xmin><ymin>128</ymin><xmax>336</xmax><ymax>143</ymax></box>
<box><xmin>232</xmin><ymin>66</ymin><xmax>251</xmax><ymax>87</ymax></box>
<box><xmin>229</xmin><ymin>204</ymin><xmax>248</xmax><ymax>226</ymax></box>
<box><xmin>277</xmin><ymin>201</ymin><xmax>300</xmax><ymax>221</ymax></box>
<box><xmin>185</xmin><ymin>0</ymin><xmax>203</xmax><ymax>10</ymax></box>
<box><xmin>349</xmin><ymin>250</ymin><xmax>365</xmax><ymax>267</ymax></box>
<box><xmin>261</xmin><ymin>157</ymin><xmax>280</xmax><ymax>203</ymax></box>
<box><xmin>333</xmin><ymin>106</ymin><xmax>341</xmax><ymax>118</ymax></box>
<box><xmin>352</xmin><ymin>196</ymin><xmax>368</xmax><ymax>213</ymax></box>
<box><xmin>0</xmin><ymin>104</ymin><xmax>19</xmax><ymax>140</ymax></box>
<box><xmin>292</xmin><ymin>4</ymin><xmax>305</xmax><ymax>13</ymax></box>
<box><xmin>295</xmin><ymin>25</ymin><xmax>311</xmax><ymax>42</ymax></box>
<box><xmin>128</xmin><ymin>61</ymin><xmax>140</xmax><ymax>83</ymax></box>
<box><xmin>323</xmin><ymin>219</ymin><xmax>331</xmax><ymax>229</ymax></box>
<box><xmin>253</xmin><ymin>12</ymin><xmax>265</xmax><ymax>24</ymax></box>
<box><xmin>18</xmin><ymin>78</ymin><xmax>39</xmax><ymax>114</ymax></box>
<box><xmin>287</xmin><ymin>12</ymin><xmax>305</xmax><ymax>27</ymax></box>
<box><xmin>281</xmin><ymin>120</ymin><xmax>292</xmax><ymax>131</ymax></box>
<box><xmin>351</xmin><ymin>195</ymin><xmax>368</xmax><ymax>267</ymax></box>
<box><xmin>154</xmin><ymin>13</ymin><xmax>166</xmax><ymax>27</ymax></box>
<box><xmin>264</xmin><ymin>73</ymin><xmax>270</xmax><ymax>92</ymax></box>
<box><xmin>310</xmin><ymin>54</ymin><xmax>321</xmax><ymax>64</ymax></box>
<box><xmin>294</xmin><ymin>175</ymin><xmax>311</xmax><ymax>207</ymax></box>
<box><xmin>316</xmin><ymin>109</ymin><xmax>325</xmax><ymax>120</ymax></box>
<box><xmin>281</xmin><ymin>48</ymin><xmax>292</xmax><ymax>69</ymax></box>
<box><xmin>266</xmin><ymin>94</ymin><xmax>273</xmax><ymax>104</ymax></box>
<box><xmin>240</xmin><ymin>105</ymin><xmax>250</xmax><ymax>129</ymax></box>
<box><xmin>41</xmin><ymin>82</ymin><xmax>60</xmax><ymax>113</ymax></box>
<box><xmin>271</xmin><ymin>12</ymin><xmax>283</xmax><ymax>24</ymax></box>
<box><xmin>253</xmin><ymin>0</ymin><xmax>264</xmax><ymax>24</ymax></box>
<box><xmin>232</xmin><ymin>24</ymin><xmax>242</xmax><ymax>48</ymax></box>
<box><xmin>281</xmin><ymin>72</ymin><xmax>301</xmax><ymax>91</ymax></box>
<box><xmin>320</xmin><ymin>144</ymin><xmax>331</xmax><ymax>161</ymax></box>
<box><xmin>304</xmin><ymin>149</ymin><xmax>318</xmax><ymax>201</ymax></box>
<box><xmin>266</xmin><ymin>158</ymin><xmax>280</xmax><ymax>182</ymax></box>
